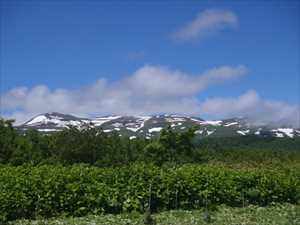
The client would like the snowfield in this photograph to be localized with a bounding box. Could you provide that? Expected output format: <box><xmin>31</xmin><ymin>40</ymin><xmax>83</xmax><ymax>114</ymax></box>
<box><xmin>20</xmin><ymin>113</ymin><xmax>300</xmax><ymax>139</ymax></box>
<box><xmin>224</xmin><ymin>122</ymin><xmax>238</xmax><ymax>127</ymax></box>
<box><xmin>149</xmin><ymin>127</ymin><xmax>163</xmax><ymax>133</ymax></box>
<box><xmin>199</xmin><ymin>120</ymin><xmax>223</xmax><ymax>126</ymax></box>
<box><xmin>272</xmin><ymin>128</ymin><xmax>294</xmax><ymax>138</ymax></box>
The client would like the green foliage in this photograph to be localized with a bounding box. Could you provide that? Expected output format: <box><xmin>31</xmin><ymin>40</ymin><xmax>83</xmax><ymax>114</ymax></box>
<box><xmin>0</xmin><ymin>118</ymin><xmax>299</xmax><ymax>167</ymax></box>
<box><xmin>10</xmin><ymin>204</ymin><xmax>300</xmax><ymax>225</ymax></box>
<box><xmin>159</xmin><ymin>126</ymin><xmax>197</xmax><ymax>163</ymax></box>
<box><xmin>142</xmin><ymin>126</ymin><xmax>197</xmax><ymax>166</ymax></box>
<box><xmin>0</xmin><ymin>164</ymin><xmax>299</xmax><ymax>222</ymax></box>
<box><xmin>0</xmin><ymin>120</ymin><xmax>200</xmax><ymax>166</ymax></box>
<box><xmin>1</xmin><ymin>118</ymin><xmax>300</xmax><ymax>223</ymax></box>
<box><xmin>144</xmin><ymin>209</ymin><xmax>156</xmax><ymax>225</ymax></box>
<box><xmin>142</xmin><ymin>142</ymin><xmax>167</xmax><ymax>166</ymax></box>
<box><xmin>0</xmin><ymin>119</ymin><xmax>17</xmax><ymax>163</ymax></box>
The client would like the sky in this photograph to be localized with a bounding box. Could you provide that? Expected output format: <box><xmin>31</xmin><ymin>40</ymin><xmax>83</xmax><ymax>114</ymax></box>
<box><xmin>0</xmin><ymin>0</ymin><xmax>299</xmax><ymax>126</ymax></box>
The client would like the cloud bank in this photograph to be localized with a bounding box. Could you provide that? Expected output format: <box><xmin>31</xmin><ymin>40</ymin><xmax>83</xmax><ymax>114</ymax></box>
<box><xmin>200</xmin><ymin>90</ymin><xmax>299</xmax><ymax>127</ymax></box>
<box><xmin>1</xmin><ymin>64</ymin><xmax>299</xmax><ymax>127</ymax></box>
<box><xmin>172</xmin><ymin>9</ymin><xmax>238</xmax><ymax>42</ymax></box>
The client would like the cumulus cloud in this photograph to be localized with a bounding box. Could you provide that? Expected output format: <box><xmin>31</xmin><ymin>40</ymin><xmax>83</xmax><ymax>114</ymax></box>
<box><xmin>1</xmin><ymin>64</ymin><xmax>246</xmax><ymax>124</ymax></box>
<box><xmin>200</xmin><ymin>90</ymin><xmax>300</xmax><ymax>127</ymax></box>
<box><xmin>172</xmin><ymin>9</ymin><xmax>238</xmax><ymax>42</ymax></box>
<box><xmin>125</xmin><ymin>65</ymin><xmax>247</xmax><ymax>98</ymax></box>
<box><xmin>1</xmin><ymin>64</ymin><xmax>298</xmax><ymax>127</ymax></box>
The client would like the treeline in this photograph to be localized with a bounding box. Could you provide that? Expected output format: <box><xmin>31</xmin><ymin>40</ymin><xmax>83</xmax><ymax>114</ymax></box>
<box><xmin>1</xmin><ymin>119</ymin><xmax>300</xmax><ymax>166</ymax></box>
<box><xmin>0</xmin><ymin>119</ymin><xmax>198</xmax><ymax>166</ymax></box>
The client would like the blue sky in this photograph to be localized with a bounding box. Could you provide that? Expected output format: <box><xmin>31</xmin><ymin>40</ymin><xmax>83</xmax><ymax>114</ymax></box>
<box><xmin>0</xmin><ymin>0</ymin><xmax>299</xmax><ymax>125</ymax></box>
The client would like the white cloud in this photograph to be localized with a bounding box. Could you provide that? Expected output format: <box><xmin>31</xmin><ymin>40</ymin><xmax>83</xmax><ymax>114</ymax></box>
<box><xmin>1</xmin><ymin>64</ymin><xmax>246</xmax><ymax>124</ymax></box>
<box><xmin>125</xmin><ymin>65</ymin><xmax>247</xmax><ymax>98</ymax></box>
<box><xmin>1</xmin><ymin>65</ymin><xmax>298</xmax><ymax>127</ymax></box>
<box><xmin>200</xmin><ymin>90</ymin><xmax>299</xmax><ymax>127</ymax></box>
<box><xmin>172</xmin><ymin>9</ymin><xmax>238</xmax><ymax>42</ymax></box>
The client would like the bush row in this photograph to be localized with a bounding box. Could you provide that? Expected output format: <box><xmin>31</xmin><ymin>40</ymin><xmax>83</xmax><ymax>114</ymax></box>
<box><xmin>0</xmin><ymin>164</ymin><xmax>299</xmax><ymax>221</ymax></box>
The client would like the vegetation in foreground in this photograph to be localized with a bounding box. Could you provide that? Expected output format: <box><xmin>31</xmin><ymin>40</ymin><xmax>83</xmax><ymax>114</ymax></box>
<box><xmin>1</xmin><ymin>119</ymin><xmax>300</xmax><ymax>223</ymax></box>
<box><xmin>9</xmin><ymin>204</ymin><xmax>300</xmax><ymax>225</ymax></box>
<box><xmin>1</xmin><ymin>164</ymin><xmax>299</xmax><ymax>222</ymax></box>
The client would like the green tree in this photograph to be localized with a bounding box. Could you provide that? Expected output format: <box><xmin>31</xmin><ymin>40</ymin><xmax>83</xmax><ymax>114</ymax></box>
<box><xmin>142</xmin><ymin>142</ymin><xmax>168</xmax><ymax>166</ymax></box>
<box><xmin>0</xmin><ymin>119</ymin><xmax>17</xmax><ymax>163</ymax></box>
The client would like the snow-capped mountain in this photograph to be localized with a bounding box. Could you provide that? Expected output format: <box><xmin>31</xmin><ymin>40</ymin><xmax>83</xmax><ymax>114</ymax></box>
<box><xmin>19</xmin><ymin>112</ymin><xmax>89</xmax><ymax>132</ymax></box>
<box><xmin>17</xmin><ymin>112</ymin><xmax>300</xmax><ymax>139</ymax></box>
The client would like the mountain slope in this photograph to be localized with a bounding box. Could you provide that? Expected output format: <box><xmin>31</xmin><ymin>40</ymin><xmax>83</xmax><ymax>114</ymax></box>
<box><xmin>17</xmin><ymin>112</ymin><xmax>300</xmax><ymax>139</ymax></box>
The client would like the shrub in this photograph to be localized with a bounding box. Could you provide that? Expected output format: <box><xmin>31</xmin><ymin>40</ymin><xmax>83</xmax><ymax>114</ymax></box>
<box><xmin>0</xmin><ymin>164</ymin><xmax>299</xmax><ymax>222</ymax></box>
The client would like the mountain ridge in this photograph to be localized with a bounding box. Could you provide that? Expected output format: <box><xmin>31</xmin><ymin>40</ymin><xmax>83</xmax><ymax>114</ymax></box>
<box><xmin>17</xmin><ymin>112</ymin><xmax>300</xmax><ymax>139</ymax></box>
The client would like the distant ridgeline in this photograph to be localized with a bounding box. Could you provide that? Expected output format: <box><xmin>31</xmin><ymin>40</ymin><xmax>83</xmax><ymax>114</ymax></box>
<box><xmin>17</xmin><ymin>112</ymin><xmax>300</xmax><ymax>139</ymax></box>
<box><xmin>1</xmin><ymin>116</ymin><xmax>300</xmax><ymax>166</ymax></box>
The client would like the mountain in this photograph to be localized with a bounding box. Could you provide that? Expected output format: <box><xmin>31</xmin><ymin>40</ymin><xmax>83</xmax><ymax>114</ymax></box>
<box><xmin>17</xmin><ymin>112</ymin><xmax>300</xmax><ymax>139</ymax></box>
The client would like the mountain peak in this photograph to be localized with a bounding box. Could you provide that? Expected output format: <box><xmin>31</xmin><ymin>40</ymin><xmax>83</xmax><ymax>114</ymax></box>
<box><xmin>17</xmin><ymin>112</ymin><xmax>300</xmax><ymax>139</ymax></box>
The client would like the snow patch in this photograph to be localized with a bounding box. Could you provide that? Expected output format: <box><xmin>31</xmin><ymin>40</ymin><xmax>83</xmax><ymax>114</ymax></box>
<box><xmin>67</xmin><ymin>121</ymin><xmax>82</xmax><ymax>126</ymax></box>
<box><xmin>126</xmin><ymin>127</ymin><xmax>140</xmax><ymax>132</ymax></box>
<box><xmin>200</xmin><ymin>120</ymin><xmax>223</xmax><ymax>126</ymax></box>
<box><xmin>275</xmin><ymin>133</ymin><xmax>284</xmax><ymax>138</ymax></box>
<box><xmin>272</xmin><ymin>128</ymin><xmax>294</xmax><ymax>138</ymax></box>
<box><xmin>255</xmin><ymin>128</ymin><xmax>262</xmax><ymax>135</ymax></box>
<box><xmin>27</xmin><ymin>115</ymin><xmax>48</xmax><ymax>125</ymax></box>
<box><xmin>103</xmin><ymin>129</ymin><xmax>112</xmax><ymax>133</ymax></box>
<box><xmin>237</xmin><ymin>131</ymin><xmax>245</xmax><ymax>135</ymax></box>
<box><xmin>129</xmin><ymin>136</ymin><xmax>137</xmax><ymax>140</ymax></box>
<box><xmin>97</xmin><ymin>116</ymin><xmax>121</xmax><ymax>120</ymax></box>
<box><xmin>170</xmin><ymin>122</ymin><xmax>182</xmax><ymax>127</ymax></box>
<box><xmin>136</xmin><ymin>116</ymin><xmax>152</xmax><ymax>120</ymax></box>
<box><xmin>207</xmin><ymin>130</ymin><xmax>215</xmax><ymax>136</ymax></box>
<box><xmin>26</xmin><ymin>115</ymin><xmax>83</xmax><ymax>128</ymax></box>
<box><xmin>165</xmin><ymin>117</ymin><xmax>186</xmax><ymax>123</ymax></box>
<box><xmin>190</xmin><ymin>118</ymin><xmax>203</xmax><ymax>123</ymax></box>
<box><xmin>125</xmin><ymin>116</ymin><xmax>151</xmax><ymax>132</ymax></box>
<box><xmin>91</xmin><ymin>116</ymin><xmax>121</xmax><ymax>126</ymax></box>
<box><xmin>237</xmin><ymin>130</ymin><xmax>250</xmax><ymax>136</ymax></box>
<box><xmin>224</xmin><ymin>122</ymin><xmax>238</xmax><ymax>127</ymax></box>
<box><xmin>194</xmin><ymin>130</ymin><xmax>203</xmax><ymax>135</ymax></box>
<box><xmin>112</xmin><ymin>122</ymin><xmax>123</xmax><ymax>128</ymax></box>
<box><xmin>38</xmin><ymin>128</ymin><xmax>58</xmax><ymax>132</ymax></box>
<box><xmin>149</xmin><ymin>127</ymin><xmax>163</xmax><ymax>133</ymax></box>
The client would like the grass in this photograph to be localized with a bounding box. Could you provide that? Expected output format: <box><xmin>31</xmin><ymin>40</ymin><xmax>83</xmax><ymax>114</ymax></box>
<box><xmin>9</xmin><ymin>204</ymin><xmax>300</xmax><ymax>225</ymax></box>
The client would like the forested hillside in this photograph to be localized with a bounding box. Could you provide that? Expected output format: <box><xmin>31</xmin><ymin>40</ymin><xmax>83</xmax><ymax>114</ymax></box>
<box><xmin>1</xmin><ymin>119</ymin><xmax>300</xmax><ymax>166</ymax></box>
